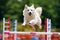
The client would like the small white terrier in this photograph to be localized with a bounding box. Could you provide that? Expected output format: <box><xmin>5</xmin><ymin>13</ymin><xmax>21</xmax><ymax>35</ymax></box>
<box><xmin>22</xmin><ymin>4</ymin><xmax>42</xmax><ymax>31</ymax></box>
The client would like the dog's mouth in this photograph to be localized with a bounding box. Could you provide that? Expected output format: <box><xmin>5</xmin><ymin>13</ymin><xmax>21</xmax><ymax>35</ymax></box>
<box><xmin>29</xmin><ymin>12</ymin><xmax>32</xmax><ymax>16</ymax></box>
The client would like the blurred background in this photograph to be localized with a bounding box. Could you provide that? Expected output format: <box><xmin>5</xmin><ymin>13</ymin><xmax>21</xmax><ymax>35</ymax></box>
<box><xmin>0</xmin><ymin>0</ymin><xmax>60</xmax><ymax>32</ymax></box>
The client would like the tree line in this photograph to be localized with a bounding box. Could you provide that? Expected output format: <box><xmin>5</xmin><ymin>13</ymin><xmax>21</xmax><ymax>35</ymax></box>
<box><xmin>0</xmin><ymin>0</ymin><xmax>60</xmax><ymax>28</ymax></box>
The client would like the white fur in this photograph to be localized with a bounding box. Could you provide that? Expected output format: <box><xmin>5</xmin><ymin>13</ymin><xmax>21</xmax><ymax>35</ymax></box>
<box><xmin>22</xmin><ymin>4</ymin><xmax>42</xmax><ymax>31</ymax></box>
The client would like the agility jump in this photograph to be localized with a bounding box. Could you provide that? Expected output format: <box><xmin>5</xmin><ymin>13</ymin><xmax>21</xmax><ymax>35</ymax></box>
<box><xmin>3</xmin><ymin>18</ymin><xmax>60</xmax><ymax>40</ymax></box>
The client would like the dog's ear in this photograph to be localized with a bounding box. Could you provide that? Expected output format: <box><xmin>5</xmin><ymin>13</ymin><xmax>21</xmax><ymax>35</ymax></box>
<box><xmin>31</xmin><ymin>4</ymin><xmax>34</xmax><ymax>8</ymax></box>
<box><xmin>25</xmin><ymin>4</ymin><xmax>28</xmax><ymax>9</ymax></box>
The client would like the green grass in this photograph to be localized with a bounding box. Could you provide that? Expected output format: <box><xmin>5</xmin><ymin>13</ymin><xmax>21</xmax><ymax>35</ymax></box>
<box><xmin>0</xmin><ymin>22</ymin><xmax>60</xmax><ymax>32</ymax></box>
<box><xmin>17</xmin><ymin>23</ymin><xmax>44</xmax><ymax>32</ymax></box>
<box><xmin>0</xmin><ymin>22</ymin><xmax>3</xmax><ymax>33</ymax></box>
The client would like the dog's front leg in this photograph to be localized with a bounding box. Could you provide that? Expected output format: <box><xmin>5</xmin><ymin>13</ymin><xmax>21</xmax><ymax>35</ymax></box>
<box><xmin>37</xmin><ymin>24</ymin><xmax>42</xmax><ymax>29</ymax></box>
<box><xmin>29</xmin><ymin>24</ymin><xmax>35</xmax><ymax>31</ymax></box>
<box><xmin>37</xmin><ymin>22</ymin><xmax>42</xmax><ymax>29</ymax></box>
<box><xmin>31</xmin><ymin>25</ymin><xmax>35</xmax><ymax>31</ymax></box>
<box><xmin>29</xmin><ymin>20</ymin><xmax>36</xmax><ymax>31</ymax></box>
<box><xmin>22</xmin><ymin>18</ymin><xmax>26</xmax><ymax>26</ymax></box>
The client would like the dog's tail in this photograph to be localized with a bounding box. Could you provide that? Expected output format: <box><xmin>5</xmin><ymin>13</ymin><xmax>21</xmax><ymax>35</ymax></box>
<box><xmin>35</xmin><ymin>7</ymin><xmax>42</xmax><ymax>16</ymax></box>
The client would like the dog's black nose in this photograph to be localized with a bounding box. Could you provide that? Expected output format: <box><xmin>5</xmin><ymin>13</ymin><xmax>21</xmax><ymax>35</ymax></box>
<box><xmin>29</xmin><ymin>12</ymin><xmax>31</xmax><ymax>16</ymax></box>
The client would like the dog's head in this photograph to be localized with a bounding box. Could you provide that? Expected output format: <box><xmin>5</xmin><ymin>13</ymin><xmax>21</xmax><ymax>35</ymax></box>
<box><xmin>24</xmin><ymin>4</ymin><xmax>35</xmax><ymax>16</ymax></box>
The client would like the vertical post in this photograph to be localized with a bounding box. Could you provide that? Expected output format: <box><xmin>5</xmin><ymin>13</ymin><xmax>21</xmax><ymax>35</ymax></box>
<box><xmin>7</xmin><ymin>18</ymin><xmax>10</xmax><ymax>40</ymax></box>
<box><xmin>8</xmin><ymin>18</ymin><xmax>10</xmax><ymax>31</ymax></box>
<box><xmin>44</xmin><ymin>18</ymin><xmax>47</xmax><ymax>40</ymax></box>
<box><xmin>14</xmin><ymin>20</ymin><xmax>17</xmax><ymax>40</ymax></box>
<box><xmin>47</xmin><ymin>19</ymin><xmax>51</xmax><ymax>40</ymax></box>
<box><xmin>3</xmin><ymin>18</ymin><xmax>5</xmax><ymax>40</ymax></box>
<box><xmin>44</xmin><ymin>18</ymin><xmax>51</xmax><ymax>40</ymax></box>
<box><xmin>3</xmin><ymin>18</ymin><xmax>11</xmax><ymax>40</ymax></box>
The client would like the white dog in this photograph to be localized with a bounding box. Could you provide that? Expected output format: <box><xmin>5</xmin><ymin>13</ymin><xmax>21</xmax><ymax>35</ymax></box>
<box><xmin>22</xmin><ymin>4</ymin><xmax>42</xmax><ymax>31</ymax></box>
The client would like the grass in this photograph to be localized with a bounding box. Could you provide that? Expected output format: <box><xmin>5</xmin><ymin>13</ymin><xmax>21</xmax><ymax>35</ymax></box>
<box><xmin>0</xmin><ymin>22</ymin><xmax>3</xmax><ymax>33</ymax></box>
<box><xmin>17</xmin><ymin>23</ymin><xmax>44</xmax><ymax>32</ymax></box>
<box><xmin>0</xmin><ymin>22</ymin><xmax>60</xmax><ymax>32</ymax></box>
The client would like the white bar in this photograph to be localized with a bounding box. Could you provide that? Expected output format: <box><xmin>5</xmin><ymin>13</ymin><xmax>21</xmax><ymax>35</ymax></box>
<box><xmin>47</xmin><ymin>18</ymin><xmax>51</xmax><ymax>40</ymax></box>
<box><xmin>4</xmin><ymin>32</ymin><xmax>60</xmax><ymax>34</ymax></box>
<box><xmin>14</xmin><ymin>20</ymin><xmax>17</xmax><ymax>40</ymax></box>
<box><xmin>3</xmin><ymin>18</ymin><xmax>5</xmax><ymax>40</ymax></box>
<box><xmin>9</xmin><ymin>32</ymin><xmax>46</xmax><ymax>34</ymax></box>
<box><xmin>47</xmin><ymin>18</ymin><xmax>51</xmax><ymax>32</ymax></box>
<box><xmin>15</xmin><ymin>20</ymin><xmax>17</xmax><ymax>32</ymax></box>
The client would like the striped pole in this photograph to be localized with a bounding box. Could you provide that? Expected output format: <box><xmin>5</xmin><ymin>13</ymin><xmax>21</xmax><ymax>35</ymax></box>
<box><xmin>47</xmin><ymin>18</ymin><xmax>51</xmax><ymax>40</ymax></box>
<box><xmin>44</xmin><ymin>18</ymin><xmax>47</xmax><ymax>40</ymax></box>
<box><xmin>8</xmin><ymin>18</ymin><xmax>10</xmax><ymax>31</ymax></box>
<box><xmin>44</xmin><ymin>18</ymin><xmax>51</xmax><ymax>40</ymax></box>
<box><xmin>3</xmin><ymin>18</ymin><xmax>5</xmax><ymax>40</ymax></box>
<box><xmin>14</xmin><ymin>20</ymin><xmax>17</xmax><ymax>40</ymax></box>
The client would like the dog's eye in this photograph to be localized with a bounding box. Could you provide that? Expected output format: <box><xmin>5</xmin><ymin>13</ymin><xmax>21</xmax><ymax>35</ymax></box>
<box><xmin>27</xmin><ymin>10</ymin><xmax>29</xmax><ymax>11</ymax></box>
